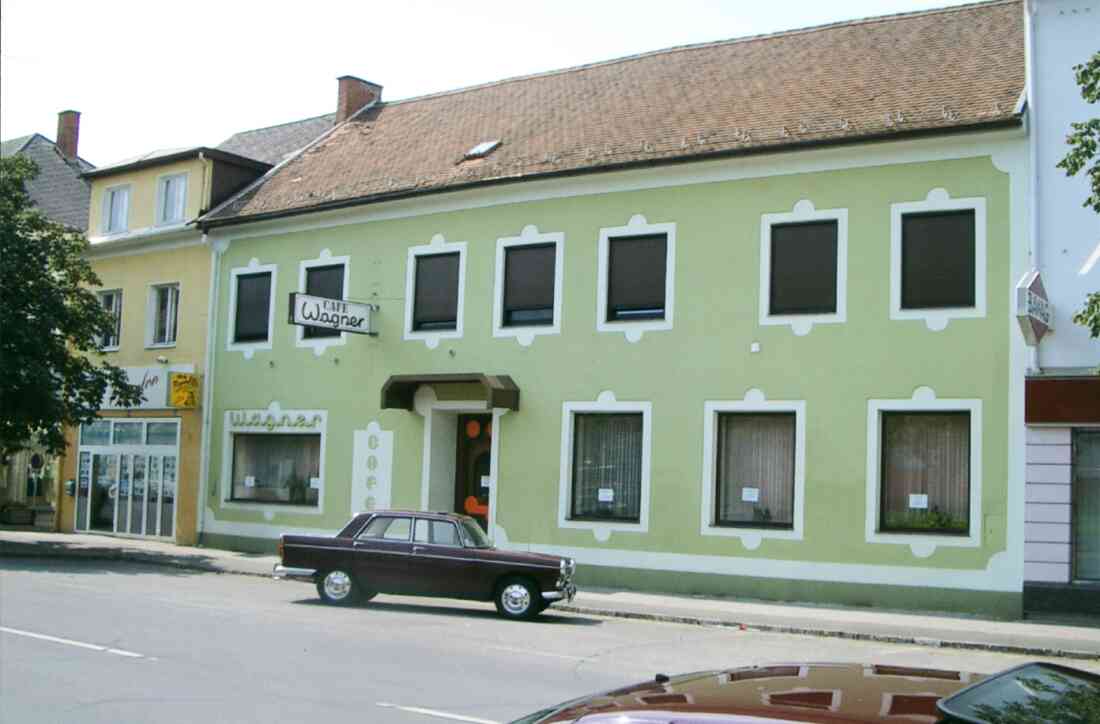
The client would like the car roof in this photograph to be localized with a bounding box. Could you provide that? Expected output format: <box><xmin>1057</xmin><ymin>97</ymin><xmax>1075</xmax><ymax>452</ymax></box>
<box><xmin>365</xmin><ymin>509</ymin><xmax>471</xmax><ymax>523</ymax></box>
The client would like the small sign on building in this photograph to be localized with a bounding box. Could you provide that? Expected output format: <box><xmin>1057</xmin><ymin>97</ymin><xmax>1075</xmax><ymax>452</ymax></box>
<box><xmin>288</xmin><ymin>293</ymin><xmax>376</xmax><ymax>336</ymax></box>
<box><xmin>169</xmin><ymin>373</ymin><xmax>200</xmax><ymax>408</ymax></box>
<box><xmin>1016</xmin><ymin>269</ymin><xmax>1053</xmax><ymax>347</ymax></box>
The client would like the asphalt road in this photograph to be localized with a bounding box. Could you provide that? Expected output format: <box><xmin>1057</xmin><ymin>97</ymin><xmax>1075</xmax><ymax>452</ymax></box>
<box><xmin>1</xmin><ymin>558</ymin><xmax>1097</xmax><ymax>724</ymax></box>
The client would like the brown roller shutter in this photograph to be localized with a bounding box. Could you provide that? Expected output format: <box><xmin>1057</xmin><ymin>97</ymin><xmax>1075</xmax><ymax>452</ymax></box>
<box><xmin>413</xmin><ymin>252</ymin><xmax>460</xmax><ymax>330</ymax></box>
<box><xmin>304</xmin><ymin>264</ymin><xmax>345</xmax><ymax>338</ymax></box>
<box><xmin>234</xmin><ymin>272</ymin><xmax>272</xmax><ymax>343</ymax></box>
<box><xmin>769</xmin><ymin>220</ymin><xmax>838</xmax><ymax>315</ymax></box>
<box><xmin>901</xmin><ymin>210</ymin><xmax>975</xmax><ymax>309</ymax></box>
<box><xmin>607</xmin><ymin>234</ymin><xmax>666</xmax><ymax>321</ymax></box>
<box><xmin>503</xmin><ymin>243</ymin><xmax>555</xmax><ymax>326</ymax></box>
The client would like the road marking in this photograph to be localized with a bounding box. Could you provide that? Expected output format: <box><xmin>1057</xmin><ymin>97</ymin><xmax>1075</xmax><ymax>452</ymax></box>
<box><xmin>485</xmin><ymin>644</ymin><xmax>589</xmax><ymax>661</ymax></box>
<box><xmin>376</xmin><ymin>702</ymin><xmax>500</xmax><ymax>724</ymax></box>
<box><xmin>0</xmin><ymin>626</ymin><xmax>144</xmax><ymax>658</ymax></box>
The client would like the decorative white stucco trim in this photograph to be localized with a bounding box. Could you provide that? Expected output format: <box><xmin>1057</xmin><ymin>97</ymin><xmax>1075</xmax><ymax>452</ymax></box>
<box><xmin>596</xmin><ymin>215</ymin><xmax>676</xmax><ymax>343</ymax></box>
<box><xmin>890</xmin><ymin>189</ymin><xmax>987</xmax><ymax>331</ymax></box>
<box><xmin>492</xmin><ymin>225</ymin><xmax>564</xmax><ymax>346</ymax></box>
<box><xmin>865</xmin><ymin>387</ymin><xmax>983</xmax><ymax>555</ymax></box>
<box><xmin>759</xmin><ymin>200</ymin><xmax>848</xmax><ymax>336</ymax></box>
<box><xmin>296</xmin><ymin>248</ymin><xmax>350</xmax><ymax>356</ymax></box>
<box><xmin>403</xmin><ymin>234</ymin><xmax>467</xmax><ymax>349</ymax></box>
<box><xmin>700</xmin><ymin>389</ymin><xmax>806</xmax><ymax>547</ymax></box>
<box><xmin>351</xmin><ymin>421</ymin><xmax>393</xmax><ymax>515</ymax></box>
<box><xmin>218</xmin><ymin>401</ymin><xmax>327</xmax><ymax>515</ymax></box>
<box><xmin>226</xmin><ymin>258</ymin><xmax>277</xmax><ymax>359</ymax></box>
<box><xmin>559</xmin><ymin>391</ymin><xmax>653</xmax><ymax>540</ymax></box>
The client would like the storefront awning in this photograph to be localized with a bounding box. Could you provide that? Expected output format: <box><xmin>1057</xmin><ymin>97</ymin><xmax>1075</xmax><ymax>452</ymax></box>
<box><xmin>380</xmin><ymin>373</ymin><xmax>520</xmax><ymax>411</ymax></box>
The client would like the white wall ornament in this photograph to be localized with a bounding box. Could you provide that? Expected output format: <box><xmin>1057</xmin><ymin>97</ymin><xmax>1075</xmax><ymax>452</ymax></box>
<box><xmin>227</xmin><ymin>257</ymin><xmax>277</xmax><ymax>360</ymax></box>
<box><xmin>352</xmin><ymin>421</ymin><xmax>394</xmax><ymax>515</ymax></box>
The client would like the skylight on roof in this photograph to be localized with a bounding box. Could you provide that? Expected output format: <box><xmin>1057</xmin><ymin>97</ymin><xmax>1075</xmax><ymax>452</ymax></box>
<box><xmin>464</xmin><ymin>139</ymin><xmax>501</xmax><ymax>159</ymax></box>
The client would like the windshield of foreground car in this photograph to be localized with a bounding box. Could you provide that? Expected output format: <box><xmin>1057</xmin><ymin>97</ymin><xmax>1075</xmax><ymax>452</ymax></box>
<box><xmin>937</xmin><ymin>662</ymin><xmax>1100</xmax><ymax>724</ymax></box>
<box><xmin>459</xmin><ymin>518</ymin><xmax>492</xmax><ymax>548</ymax></box>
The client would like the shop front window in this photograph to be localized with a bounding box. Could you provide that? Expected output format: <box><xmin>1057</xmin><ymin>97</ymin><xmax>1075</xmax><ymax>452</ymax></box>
<box><xmin>231</xmin><ymin>433</ymin><xmax>320</xmax><ymax>506</ymax></box>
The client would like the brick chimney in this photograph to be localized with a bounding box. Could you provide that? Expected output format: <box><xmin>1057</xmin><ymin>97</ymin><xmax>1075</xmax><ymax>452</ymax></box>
<box><xmin>336</xmin><ymin>76</ymin><xmax>382</xmax><ymax>124</ymax></box>
<box><xmin>56</xmin><ymin>110</ymin><xmax>81</xmax><ymax>160</ymax></box>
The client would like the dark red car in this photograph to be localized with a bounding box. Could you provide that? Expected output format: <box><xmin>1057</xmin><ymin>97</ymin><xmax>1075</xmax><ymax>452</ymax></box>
<box><xmin>509</xmin><ymin>661</ymin><xmax>1099</xmax><ymax>723</ymax></box>
<box><xmin>274</xmin><ymin>510</ymin><xmax>576</xmax><ymax>619</ymax></box>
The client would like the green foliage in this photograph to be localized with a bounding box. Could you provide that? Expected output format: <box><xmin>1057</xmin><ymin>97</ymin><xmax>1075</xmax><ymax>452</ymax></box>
<box><xmin>970</xmin><ymin>673</ymin><xmax>1100</xmax><ymax>724</ymax></box>
<box><xmin>1057</xmin><ymin>51</ymin><xmax>1100</xmax><ymax>214</ymax></box>
<box><xmin>884</xmin><ymin>506</ymin><xmax>967</xmax><ymax>532</ymax></box>
<box><xmin>0</xmin><ymin>155</ymin><xmax>143</xmax><ymax>458</ymax></box>
<box><xmin>1073</xmin><ymin>291</ymin><xmax>1100</xmax><ymax>339</ymax></box>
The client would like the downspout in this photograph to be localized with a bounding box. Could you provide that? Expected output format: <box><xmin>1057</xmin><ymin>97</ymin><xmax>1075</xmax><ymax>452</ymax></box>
<box><xmin>1025</xmin><ymin>0</ymin><xmax>1041</xmax><ymax>374</ymax></box>
<box><xmin>196</xmin><ymin>232</ymin><xmax>221</xmax><ymax>542</ymax></box>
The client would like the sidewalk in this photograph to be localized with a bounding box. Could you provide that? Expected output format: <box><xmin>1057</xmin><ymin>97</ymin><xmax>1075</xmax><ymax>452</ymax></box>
<box><xmin>3</xmin><ymin>530</ymin><xmax>1097</xmax><ymax>660</ymax></box>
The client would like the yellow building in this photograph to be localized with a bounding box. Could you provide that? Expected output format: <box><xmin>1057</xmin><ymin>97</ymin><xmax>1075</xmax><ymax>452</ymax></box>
<box><xmin>59</xmin><ymin>148</ymin><xmax>271</xmax><ymax>544</ymax></box>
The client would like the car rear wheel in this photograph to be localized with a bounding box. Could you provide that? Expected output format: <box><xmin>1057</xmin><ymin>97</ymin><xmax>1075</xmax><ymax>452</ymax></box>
<box><xmin>316</xmin><ymin>569</ymin><xmax>359</xmax><ymax>606</ymax></box>
<box><xmin>494</xmin><ymin>577</ymin><xmax>539</xmax><ymax>620</ymax></box>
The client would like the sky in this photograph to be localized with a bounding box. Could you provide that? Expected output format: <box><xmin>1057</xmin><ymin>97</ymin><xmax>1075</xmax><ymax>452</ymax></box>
<box><xmin>1</xmin><ymin>0</ymin><xmax>980</xmax><ymax>166</ymax></box>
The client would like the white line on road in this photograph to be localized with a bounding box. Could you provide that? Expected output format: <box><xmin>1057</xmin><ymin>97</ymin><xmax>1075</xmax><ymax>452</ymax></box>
<box><xmin>0</xmin><ymin>626</ymin><xmax>144</xmax><ymax>658</ymax></box>
<box><xmin>484</xmin><ymin>644</ymin><xmax>589</xmax><ymax>661</ymax></box>
<box><xmin>376</xmin><ymin>702</ymin><xmax>500</xmax><ymax>724</ymax></box>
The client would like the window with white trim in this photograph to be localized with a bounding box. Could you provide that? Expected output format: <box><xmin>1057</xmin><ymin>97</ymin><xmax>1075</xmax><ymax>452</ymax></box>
<box><xmin>148</xmin><ymin>283</ymin><xmax>179</xmax><ymax>347</ymax></box>
<box><xmin>570</xmin><ymin>413</ymin><xmax>644</xmax><ymax>522</ymax></box>
<box><xmin>102</xmin><ymin>185</ymin><xmax>130</xmax><ymax>234</ymax></box>
<box><xmin>714</xmin><ymin>413</ymin><xmax>796</xmax><ymax>528</ymax></box>
<box><xmin>97</xmin><ymin>290</ymin><xmax>122</xmax><ymax>349</ymax></box>
<box><xmin>155</xmin><ymin>173</ymin><xmax>187</xmax><ymax>226</ymax></box>
<box><xmin>596</xmin><ymin>215</ymin><xmax>676</xmax><ymax>341</ymax></box>
<box><xmin>493</xmin><ymin>226</ymin><xmax>564</xmax><ymax>345</ymax></box>
<box><xmin>230</xmin><ymin>433</ymin><xmax>320</xmax><ymax>507</ymax></box>
<box><xmin>412</xmin><ymin>253</ymin><xmax>460</xmax><ymax>331</ymax></box>
<box><xmin>303</xmin><ymin>263</ymin><xmax>345</xmax><ymax>339</ymax></box>
<box><xmin>879</xmin><ymin>411</ymin><xmax>970</xmax><ymax>534</ymax></box>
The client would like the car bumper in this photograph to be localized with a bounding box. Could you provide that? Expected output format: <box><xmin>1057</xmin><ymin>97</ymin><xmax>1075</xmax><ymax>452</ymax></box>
<box><xmin>542</xmin><ymin>583</ymin><xmax>577</xmax><ymax>602</ymax></box>
<box><xmin>272</xmin><ymin>564</ymin><xmax>317</xmax><ymax>581</ymax></box>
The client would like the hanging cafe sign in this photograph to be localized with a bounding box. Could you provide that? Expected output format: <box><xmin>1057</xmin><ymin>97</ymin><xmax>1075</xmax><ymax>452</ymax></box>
<box><xmin>288</xmin><ymin>293</ymin><xmax>377</xmax><ymax>336</ymax></box>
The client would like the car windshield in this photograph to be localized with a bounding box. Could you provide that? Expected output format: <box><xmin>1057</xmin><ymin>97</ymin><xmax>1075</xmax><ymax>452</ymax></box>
<box><xmin>937</xmin><ymin>662</ymin><xmax>1100</xmax><ymax>724</ymax></box>
<box><xmin>458</xmin><ymin>518</ymin><xmax>492</xmax><ymax>548</ymax></box>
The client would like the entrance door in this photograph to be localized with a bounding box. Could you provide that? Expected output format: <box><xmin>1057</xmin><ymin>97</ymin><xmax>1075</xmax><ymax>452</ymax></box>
<box><xmin>1073</xmin><ymin>430</ymin><xmax>1100</xmax><ymax>581</ymax></box>
<box><xmin>454</xmin><ymin>414</ymin><xmax>492</xmax><ymax>529</ymax></box>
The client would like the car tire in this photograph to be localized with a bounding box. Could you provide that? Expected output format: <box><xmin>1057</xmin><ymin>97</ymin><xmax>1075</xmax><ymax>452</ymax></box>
<box><xmin>494</xmin><ymin>576</ymin><xmax>540</xmax><ymax>620</ymax></box>
<box><xmin>316</xmin><ymin>569</ymin><xmax>359</xmax><ymax>606</ymax></box>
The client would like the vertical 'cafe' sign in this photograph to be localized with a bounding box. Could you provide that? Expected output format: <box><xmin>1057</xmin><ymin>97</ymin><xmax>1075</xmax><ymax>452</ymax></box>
<box><xmin>288</xmin><ymin>293</ymin><xmax>376</xmax><ymax>336</ymax></box>
<box><xmin>1015</xmin><ymin>270</ymin><xmax>1053</xmax><ymax>347</ymax></box>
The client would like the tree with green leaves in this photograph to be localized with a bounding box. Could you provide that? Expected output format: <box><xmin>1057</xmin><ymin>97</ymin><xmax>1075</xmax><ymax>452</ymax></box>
<box><xmin>1057</xmin><ymin>51</ymin><xmax>1100</xmax><ymax>344</ymax></box>
<box><xmin>0</xmin><ymin>155</ymin><xmax>143</xmax><ymax>458</ymax></box>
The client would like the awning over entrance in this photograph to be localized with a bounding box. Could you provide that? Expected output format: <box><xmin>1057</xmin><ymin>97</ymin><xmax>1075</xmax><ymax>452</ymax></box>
<box><xmin>380</xmin><ymin>373</ymin><xmax>520</xmax><ymax>411</ymax></box>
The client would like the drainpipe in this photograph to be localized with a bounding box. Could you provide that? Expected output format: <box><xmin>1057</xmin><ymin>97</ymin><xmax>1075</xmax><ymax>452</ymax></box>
<box><xmin>1025</xmin><ymin>0</ymin><xmax>1041</xmax><ymax>374</ymax></box>
<box><xmin>196</xmin><ymin>231</ymin><xmax>221</xmax><ymax>542</ymax></box>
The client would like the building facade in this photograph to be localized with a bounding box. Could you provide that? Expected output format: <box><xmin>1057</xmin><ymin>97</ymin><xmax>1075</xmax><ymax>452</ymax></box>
<box><xmin>1020</xmin><ymin>0</ymin><xmax>1100</xmax><ymax>613</ymax></box>
<box><xmin>197</xmin><ymin>3</ymin><xmax>1033</xmax><ymax>616</ymax></box>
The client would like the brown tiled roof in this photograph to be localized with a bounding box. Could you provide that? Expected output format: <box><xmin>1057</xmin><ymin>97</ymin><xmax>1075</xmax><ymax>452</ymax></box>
<box><xmin>205</xmin><ymin>0</ymin><xmax>1024</xmax><ymax>225</ymax></box>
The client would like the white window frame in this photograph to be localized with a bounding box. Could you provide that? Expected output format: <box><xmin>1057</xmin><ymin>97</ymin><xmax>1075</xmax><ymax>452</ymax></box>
<box><xmin>227</xmin><ymin>258</ymin><xmax>277</xmax><ymax>359</ymax></box>
<box><xmin>597</xmin><ymin>214</ymin><xmax>676</xmax><ymax>343</ymax></box>
<box><xmin>700</xmin><ymin>390</ymin><xmax>806</xmax><ymax>546</ymax></box>
<box><xmin>493</xmin><ymin>224</ymin><xmax>564</xmax><ymax>346</ymax></box>
<box><xmin>890</xmin><ymin>188</ymin><xmax>986</xmax><ymax>331</ymax></box>
<box><xmin>101</xmin><ymin>184</ymin><xmax>131</xmax><ymax>235</ymax></box>
<box><xmin>97</xmin><ymin>289</ymin><xmax>123</xmax><ymax>351</ymax></box>
<box><xmin>154</xmin><ymin>172</ymin><xmax>189</xmax><ymax>227</ymax></box>
<box><xmin>404</xmin><ymin>233</ymin><xmax>466</xmax><ymax>349</ymax></box>
<box><xmin>558</xmin><ymin>391</ymin><xmax>652</xmax><ymax>538</ymax></box>
<box><xmin>296</xmin><ymin>249</ymin><xmax>350</xmax><ymax>355</ymax></box>
<box><xmin>759</xmin><ymin>200</ymin><xmax>848</xmax><ymax>336</ymax></box>
<box><xmin>145</xmin><ymin>282</ymin><xmax>180</xmax><ymax>349</ymax></box>
<box><xmin>220</xmin><ymin>404</ymin><xmax>327</xmax><ymax>515</ymax></box>
<box><xmin>865</xmin><ymin>386</ymin><xmax>982</xmax><ymax>554</ymax></box>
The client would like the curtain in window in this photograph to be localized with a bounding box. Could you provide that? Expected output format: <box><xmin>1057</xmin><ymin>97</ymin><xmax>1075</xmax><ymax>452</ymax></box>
<box><xmin>1072</xmin><ymin>430</ymin><xmax>1100</xmax><ymax>580</ymax></box>
<box><xmin>715</xmin><ymin>413</ymin><xmax>795</xmax><ymax>526</ymax></box>
<box><xmin>154</xmin><ymin>285</ymin><xmax>178</xmax><ymax>344</ymax></box>
<box><xmin>108</xmin><ymin>189</ymin><xmax>128</xmax><ymax>231</ymax></box>
<box><xmin>881</xmin><ymin>413</ymin><xmax>969</xmax><ymax>532</ymax></box>
<box><xmin>231</xmin><ymin>434</ymin><xmax>320</xmax><ymax>506</ymax></box>
<box><xmin>571</xmin><ymin>413</ymin><xmax>642</xmax><ymax>521</ymax></box>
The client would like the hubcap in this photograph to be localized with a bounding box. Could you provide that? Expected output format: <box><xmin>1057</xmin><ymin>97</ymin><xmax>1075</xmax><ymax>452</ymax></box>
<box><xmin>501</xmin><ymin>583</ymin><xmax>531</xmax><ymax>615</ymax></box>
<box><xmin>323</xmin><ymin>571</ymin><xmax>352</xmax><ymax>600</ymax></box>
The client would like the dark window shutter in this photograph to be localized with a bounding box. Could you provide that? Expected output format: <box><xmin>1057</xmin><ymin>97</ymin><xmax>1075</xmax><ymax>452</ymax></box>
<box><xmin>769</xmin><ymin>221</ymin><xmax>838</xmax><ymax>315</ymax></box>
<box><xmin>413</xmin><ymin>253</ymin><xmax>460</xmax><ymax>330</ymax></box>
<box><xmin>304</xmin><ymin>264</ymin><xmax>345</xmax><ymax>338</ymax></box>
<box><xmin>503</xmin><ymin>243</ymin><xmax>555</xmax><ymax>326</ymax></box>
<box><xmin>901</xmin><ymin>210</ymin><xmax>975</xmax><ymax>309</ymax></box>
<box><xmin>234</xmin><ymin>272</ymin><xmax>272</xmax><ymax>343</ymax></box>
<box><xmin>607</xmin><ymin>234</ymin><xmax>667</xmax><ymax>321</ymax></box>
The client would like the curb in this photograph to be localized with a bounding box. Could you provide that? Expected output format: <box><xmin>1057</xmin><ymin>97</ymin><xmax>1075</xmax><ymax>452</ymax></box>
<box><xmin>554</xmin><ymin>605</ymin><xmax>1100</xmax><ymax>662</ymax></box>
<box><xmin>5</xmin><ymin>545</ymin><xmax>1098</xmax><ymax>661</ymax></box>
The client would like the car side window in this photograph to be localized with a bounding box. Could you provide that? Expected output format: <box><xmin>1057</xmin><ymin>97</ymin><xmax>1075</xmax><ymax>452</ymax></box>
<box><xmin>414</xmin><ymin>519</ymin><xmax>430</xmax><ymax>543</ymax></box>
<box><xmin>431</xmin><ymin>521</ymin><xmax>461</xmax><ymax>546</ymax></box>
<box><xmin>358</xmin><ymin>516</ymin><xmax>411</xmax><ymax>541</ymax></box>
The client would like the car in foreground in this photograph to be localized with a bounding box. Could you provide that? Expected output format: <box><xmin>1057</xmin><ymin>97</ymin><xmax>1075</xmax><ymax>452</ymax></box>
<box><xmin>509</xmin><ymin>661</ymin><xmax>1099</xmax><ymax>723</ymax></box>
<box><xmin>273</xmin><ymin>510</ymin><xmax>576</xmax><ymax>619</ymax></box>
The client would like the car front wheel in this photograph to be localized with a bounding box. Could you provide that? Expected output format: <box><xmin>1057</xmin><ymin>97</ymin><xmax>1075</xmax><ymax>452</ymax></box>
<box><xmin>495</xmin><ymin>577</ymin><xmax>540</xmax><ymax>620</ymax></box>
<box><xmin>316</xmin><ymin>569</ymin><xmax>359</xmax><ymax>606</ymax></box>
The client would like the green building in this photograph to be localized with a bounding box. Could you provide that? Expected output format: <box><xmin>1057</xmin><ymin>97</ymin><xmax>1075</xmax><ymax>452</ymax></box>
<box><xmin>198</xmin><ymin>1</ymin><xmax>1032</xmax><ymax>616</ymax></box>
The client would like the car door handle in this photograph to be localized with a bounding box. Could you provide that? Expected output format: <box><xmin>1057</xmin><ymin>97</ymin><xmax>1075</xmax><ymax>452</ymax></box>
<box><xmin>412</xmin><ymin>545</ymin><xmax>427</xmax><ymax>554</ymax></box>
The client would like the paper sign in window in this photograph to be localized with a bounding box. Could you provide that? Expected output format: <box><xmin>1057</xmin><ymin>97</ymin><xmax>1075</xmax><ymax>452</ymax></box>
<box><xmin>741</xmin><ymin>486</ymin><xmax>760</xmax><ymax>503</ymax></box>
<box><xmin>480</xmin><ymin>475</ymin><xmax>491</xmax><ymax>490</ymax></box>
<box><xmin>244</xmin><ymin>475</ymin><xmax>256</xmax><ymax>488</ymax></box>
<box><xmin>908</xmin><ymin>493</ymin><xmax>929</xmax><ymax>510</ymax></box>
<box><xmin>309</xmin><ymin>477</ymin><xmax>321</xmax><ymax>490</ymax></box>
<box><xmin>598</xmin><ymin>488</ymin><xmax>615</xmax><ymax>503</ymax></box>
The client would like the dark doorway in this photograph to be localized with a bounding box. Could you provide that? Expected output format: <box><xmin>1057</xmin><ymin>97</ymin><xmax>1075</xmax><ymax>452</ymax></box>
<box><xmin>455</xmin><ymin>414</ymin><xmax>492</xmax><ymax>530</ymax></box>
